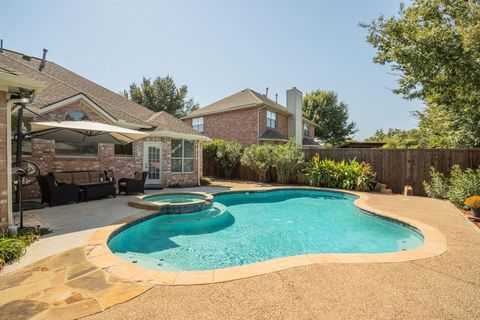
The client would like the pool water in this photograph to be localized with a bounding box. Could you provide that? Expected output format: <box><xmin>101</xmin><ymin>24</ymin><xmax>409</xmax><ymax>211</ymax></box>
<box><xmin>109</xmin><ymin>189</ymin><xmax>424</xmax><ymax>271</ymax></box>
<box><xmin>144</xmin><ymin>193</ymin><xmax>206</xmax><ymax>203</ymax></box>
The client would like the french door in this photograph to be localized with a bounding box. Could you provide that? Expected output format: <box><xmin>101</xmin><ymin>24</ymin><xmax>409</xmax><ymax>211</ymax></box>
<box><xmin>143</xmin><ymin>142</ymin><xmax>162</xmax><ymax>184</ymax></box>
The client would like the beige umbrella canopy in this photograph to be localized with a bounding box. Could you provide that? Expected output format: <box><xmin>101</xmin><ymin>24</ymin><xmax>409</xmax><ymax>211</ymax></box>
<box><xmin>30</xmin><ymin>121</ymin><xmax>148</xmax><ymax>144</ymax></box>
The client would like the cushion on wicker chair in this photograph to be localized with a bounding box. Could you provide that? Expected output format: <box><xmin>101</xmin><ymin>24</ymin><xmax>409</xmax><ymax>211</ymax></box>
<box><xmin>88</xmin><ymin>171</ymin><xmax>105</xmax><ymax>182</ymax></box>
<box><xmin>72</xmin><ymin>172</ymin><xmax>90</xmax><ymax>184</ymax></box>
<box><xmin>54</xmin><ymin>172</ymin><xmax>73</xmax><ymax>185</ymax></box>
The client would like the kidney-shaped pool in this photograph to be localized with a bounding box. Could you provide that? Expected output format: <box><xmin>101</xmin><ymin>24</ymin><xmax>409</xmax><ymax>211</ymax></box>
<box><xmin>108</xmin><ymin>189</ymin><xmax>424</xmax><ymax>271</ymax></box>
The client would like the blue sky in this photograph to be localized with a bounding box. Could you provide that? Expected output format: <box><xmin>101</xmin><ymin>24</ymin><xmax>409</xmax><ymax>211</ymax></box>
<box><xmin>1</xmin><ymin>0</ymin><xmax>421</xmax><ymax>139</ymax></box>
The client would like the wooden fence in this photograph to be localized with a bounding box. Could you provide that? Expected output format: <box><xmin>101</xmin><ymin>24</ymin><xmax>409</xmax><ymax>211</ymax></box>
<box><xmin>203</xmin><ymin>148</ymin><xmax>480</xmax><ymax>196</ymax></box>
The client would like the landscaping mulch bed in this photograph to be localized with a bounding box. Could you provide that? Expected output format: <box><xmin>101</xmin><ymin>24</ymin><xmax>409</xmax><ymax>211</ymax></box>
<box><xmin>462</xmin><ymin>209</ymin><xmax>480</xmax><ymax>228</ymax></box>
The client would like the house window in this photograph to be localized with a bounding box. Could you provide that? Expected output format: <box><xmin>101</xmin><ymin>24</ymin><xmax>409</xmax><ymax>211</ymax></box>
<box><xmin>304</xmin><ymin>124</ymin><xmax>309</xmax><ymax>137</ymax></box>
<box><xmin>115</xmin><ymin>142</ymin><xmax>134</xmax><ymax>156</ymax></box>
<box><xmin>65</xmin><ymin>110</ymin><xmax>87</xmax><ymax>121</ymax></box>
<box><xmin>267</xmin><ymin>111</ymin><xmax>276</xmax><ymax>128</ymax></box>
<box><xmin>171</xmin><ymin>139</ymin><xmax>195</xmax><ymax>173</ymax></box>
<box><xmin>192</xmin><ymin>117</ymin><xmax>204</xmax><ymax>133</ymax></box>
<box><xmin>55</xmin><ymin>141</ymin><xmax>98</xmax><ymax>157</ymax></box>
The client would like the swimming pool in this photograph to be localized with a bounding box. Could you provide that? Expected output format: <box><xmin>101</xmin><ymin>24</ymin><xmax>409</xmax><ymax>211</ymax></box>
<box><xmin>108</xmin><ymin>189</ymin><xmax>424</xmax><ymax>271</ymax></box>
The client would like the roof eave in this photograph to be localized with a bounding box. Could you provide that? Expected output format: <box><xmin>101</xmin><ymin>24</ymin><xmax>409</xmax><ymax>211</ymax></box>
<box><xmin>149</xmin><ymin>130</ymin><xmax>211</xmax><ymax>141</ymax></box>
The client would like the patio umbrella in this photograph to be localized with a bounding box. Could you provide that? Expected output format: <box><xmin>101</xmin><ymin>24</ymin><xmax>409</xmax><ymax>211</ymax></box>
<box><xmin>29</xmin><ymin>120</ymin><xmax>148</xmax><ymax>145</ymax></box>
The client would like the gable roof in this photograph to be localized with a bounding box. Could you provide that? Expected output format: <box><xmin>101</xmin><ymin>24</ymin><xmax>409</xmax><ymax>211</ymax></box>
<box><xmin>183</xmin><ymin>88</ymin><xmax>292</xmax><ymax>118</ymax></box>
<box><xmin>183</xmin><ymin>88</ymin><xmax>318</xmax><ymax>127</ymax></box>
<box><xmin>0</xmin><ymin>48</ymin><xmax>204</xmax><ymax>139</ymax></box>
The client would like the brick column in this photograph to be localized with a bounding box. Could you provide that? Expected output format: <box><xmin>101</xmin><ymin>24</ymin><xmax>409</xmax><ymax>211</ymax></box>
<box><xmin>0</xmin><ymin>91</ymin><xmax>9</xmax><ymax>226</ymax></box>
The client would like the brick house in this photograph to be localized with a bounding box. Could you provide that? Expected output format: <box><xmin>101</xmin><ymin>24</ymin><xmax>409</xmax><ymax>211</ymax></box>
<box><xmin>0</xmin><ymin>48</ymin><xmax>208</xmax><ymax>205</ymax></box>
<box><xmin>182</xmin><ymin>88</ymin><xmax>317</xmax><ymax>148</ymax></box>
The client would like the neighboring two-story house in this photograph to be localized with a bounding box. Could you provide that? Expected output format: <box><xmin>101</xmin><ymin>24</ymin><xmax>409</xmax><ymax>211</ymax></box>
<box><xmin>182</xmin><ymin>88</ymin><xmax>317</xmax><ymax>148</ymax></box>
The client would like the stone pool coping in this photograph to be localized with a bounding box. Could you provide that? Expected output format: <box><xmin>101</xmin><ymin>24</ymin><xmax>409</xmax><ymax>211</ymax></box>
<box><xmin>128</xmin><ymin>192</ymin><xmax>213</xmax><ymax>211</ymax></box>
<box><xmin>86</xmin><ymin>187</ymin><xmax>447</xmax><ymax>286</ymax></box>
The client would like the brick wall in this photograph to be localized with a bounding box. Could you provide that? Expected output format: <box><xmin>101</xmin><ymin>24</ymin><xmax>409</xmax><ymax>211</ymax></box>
<box><xmin>183</xmin><ymin>107</ymin><xmax>260</xmax><ymax>147</ymax></box>
<box><xmin>308</xmin><ymin>124</ymin><xmax>315</xmax><ymax>139</ymax></box>
<box><xmin>0</xmin><ymin>91</ymin><xmax>8</xmax><ymax>225</ymax></box>
<box><xmin>183</xmin><ymin>107</ymin><xmax>294</xmax><ymax>147</ymax></box>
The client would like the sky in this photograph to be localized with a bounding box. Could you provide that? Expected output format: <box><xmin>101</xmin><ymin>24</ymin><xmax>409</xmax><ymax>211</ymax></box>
<box><xmin>1</xmin><ymin>0</ymin><xmax>421</xmax><ymax>139</ymax></box>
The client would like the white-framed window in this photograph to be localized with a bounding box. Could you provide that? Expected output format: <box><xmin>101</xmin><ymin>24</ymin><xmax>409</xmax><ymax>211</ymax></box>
<box><xmin>304</xmin><ymin>124</ymin><xmax>309</xmax><ymax>137</ymax></box>
<box><xmin>171</xmin><ymin>139</ymin><xmax>195</xmax><ymax>173</ymax></box>
<box><xmin>267</xmin><ymin>111</ymin><xmax>276</xmax><ymax>128</ymax></box>
<box><xmin>192</xmin><ymin>117</ymin><xmax>204</xmax><ymax>133</ymax></box>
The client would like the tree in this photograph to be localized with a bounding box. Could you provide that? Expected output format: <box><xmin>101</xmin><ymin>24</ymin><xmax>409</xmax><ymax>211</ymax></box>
<box><xmin>303</xmin><ymin>90</ymin><xmax>357</xmax><ymax>146</ymax></box>
<box><xmin>365</xmin><ymin>128</ymin><xmax>424</xmax><ymax>148</ymax></box>
<box><xmin>361</xmin><ymin>0</ymin><xmax>480</xmax><ymax>147</ymax></box>
<box><xmin>215</xmin><ymin>140</ymin><xmax>242</xmax><ymax>178</ymax></box>
<box><xmin>271</xmin><ymin>139</ymin><xmax>305</xmax><ymax>184</ymax></box>
<box><xmin>241</xmin><ymin>144</ymin><xmax>275</xmax><ymax>182</ymax></box>
<box><xmin>123</xmin><ymin>75</ymin><xmax>199</xmax><ymax>118</ymax></box>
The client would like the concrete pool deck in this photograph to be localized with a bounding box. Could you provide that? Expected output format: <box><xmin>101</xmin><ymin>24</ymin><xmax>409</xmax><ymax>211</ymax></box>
<box><xmin>1</xmin><ymin>181</ymin><xmax>480</xmax><ymax>319</ymax></box>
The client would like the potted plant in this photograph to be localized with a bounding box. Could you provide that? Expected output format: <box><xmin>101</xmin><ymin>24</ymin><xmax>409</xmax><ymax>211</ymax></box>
<box><xmin>464</xmin><ymin>196</ymin><xmax>480</xmax><ymax>218</ymax></box>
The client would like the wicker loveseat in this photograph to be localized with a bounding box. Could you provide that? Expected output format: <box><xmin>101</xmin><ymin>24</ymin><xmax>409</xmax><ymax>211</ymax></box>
<box><xmin>39</xmin><ymin>170</ymin><xmax>116</xmax><ymax>206</ymax></box>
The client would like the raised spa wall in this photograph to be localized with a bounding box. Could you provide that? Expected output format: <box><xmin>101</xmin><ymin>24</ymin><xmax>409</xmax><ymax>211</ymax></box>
<box><xmin>128</xmin><ymin>192</ymin><xmax>213</xmax><ymax>214</ymax></box>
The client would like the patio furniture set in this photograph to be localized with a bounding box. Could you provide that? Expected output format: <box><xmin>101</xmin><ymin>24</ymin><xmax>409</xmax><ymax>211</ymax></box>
<box><xmin>38</xmin><ymin>170</ymin><xmax>148</xmax><ymax>206</ymax></box>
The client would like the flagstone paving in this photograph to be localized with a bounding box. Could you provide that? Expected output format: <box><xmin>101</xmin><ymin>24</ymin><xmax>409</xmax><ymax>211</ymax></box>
<box><xmin>0</xmin><ymin>247</ymin><xmax>151</xmax><ymax>320</ymax></box>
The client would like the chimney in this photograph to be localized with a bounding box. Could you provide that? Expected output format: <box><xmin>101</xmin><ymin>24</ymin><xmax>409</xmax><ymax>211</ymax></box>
<box><xmin>265</xmin><ymin>87</ymin><xmax>269</xmax><ymax>98</ymax></box>
<box><xmin>275</xmin><ymin>93</ymin><xmax>278</xmax><ymax>103</ymax></box>
<box><xmin>39</xmin><ymin>48</ymin><xmax>47</xmax><ymax>71</ymax></box>
<box><xmin>0</xmin><ymin>39</ymin><xmax>3</xmax><ymax>53</ymax></box>
<box><xmin>286</xmin><ymin>87</ymin><xmax>303</xmax><ymax>146</ymax></box>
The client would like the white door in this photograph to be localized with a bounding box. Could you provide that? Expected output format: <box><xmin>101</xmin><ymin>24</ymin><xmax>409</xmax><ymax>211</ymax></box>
<box><xmin>143</xmin><ymin>142</ymin><xmax>162</xmax><ymax>185</ymax></box>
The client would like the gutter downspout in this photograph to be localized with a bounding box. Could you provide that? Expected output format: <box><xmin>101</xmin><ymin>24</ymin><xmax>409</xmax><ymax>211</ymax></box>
<box><xmin>257</xmin><ymin>105</ymin><xmax>266</xmax><ymax>144</ymax></box>
<box><xmin>6</xmin><ymin>98</ymin><xmax>28</xmax><ymax>226</ymax></box>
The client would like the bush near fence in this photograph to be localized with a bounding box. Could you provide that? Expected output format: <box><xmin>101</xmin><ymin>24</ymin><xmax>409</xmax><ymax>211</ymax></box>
<box><xmin>203</xmin><ymin>148</ymin><xmax>480</xmax><ymax>196</ymax></box>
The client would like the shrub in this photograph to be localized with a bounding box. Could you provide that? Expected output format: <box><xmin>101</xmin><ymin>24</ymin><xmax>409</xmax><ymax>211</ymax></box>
<box><xmin>423</xmin><ymin>168</ymin><xmax>449</xmax><ymax>199</ymax></box>
<box><xmin>203</xmin><ymin>139</ymin><xmax>224</xmax><ymax>158</ymax></box>
<box><xmin>465</xmin><ymin>196</ymin><xmax>480</xmax><ymax>209</ymax></box>
<box><xmin>0</xmin><ymin>228</ymin><xmax>42</xmax><ymax>269</ymax></box>
<box><xmin>241</xmin><ymin>144</ymin><xmax>275</xmax><ymax>182</ymax></box>
<box><xmin>423</xmin><ymin>165</ymin><xmax>480</xmax><ymax>207</ymax></box>
<box><xmin>204</xmin><ymin>139</ymin><xmax>242</xmax><ymax>178</ymax></box>
<box><xmin>306</xmin><ymin>155</ymin><xmax>375</xmax><ymax>191</ymax></box>
<box><xmin>200</xmin><ymin>176</ymin><xmax>211</xmax><ymax>186</ymax></box>
<box><xmin>271</xmin><ymin>139</ymin><xmax>305</xmax><ymax>184</ymax></box>
<box><xmin>215</xmin><ymin>140</ymin><xmax>242</xmax><ymax>178</ymax></box>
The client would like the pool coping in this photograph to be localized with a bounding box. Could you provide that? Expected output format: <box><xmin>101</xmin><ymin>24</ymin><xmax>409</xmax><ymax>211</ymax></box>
<box><xmin>128</xmin><ymin>192</ymin><xmax>213</xmax><ymax>211</ymax></box>
<box><xmin>85</xmin><ymin>187</ymin><xmax>447</xmax><ymax>286</ymax></box>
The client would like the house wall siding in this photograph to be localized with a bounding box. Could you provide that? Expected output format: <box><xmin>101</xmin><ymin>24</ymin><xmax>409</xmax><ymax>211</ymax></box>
<box><xmin>0</xmin><ymin>91</ymin><xmax>8</xmax><ymax>225</ymax></box>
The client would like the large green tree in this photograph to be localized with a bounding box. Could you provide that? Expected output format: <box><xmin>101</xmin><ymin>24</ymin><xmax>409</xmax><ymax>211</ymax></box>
<box><xmin>361</xmin><ymin>0</ymin><xmax>480</xmax><ymax>148</ymax></box>
<box><xmin>123</xmin><ymin>76</ymin><xmax>198</xmax><ymax>118</ymax></box>
<box><xmin>365</xmin><ymin>128</ymin><xmax>424</xmax><ymax>149</ymax></box>
<box><xmin>303</xmin><ymin>90</ymin><xmax>357</xmax><ymax>146</ymax></box>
